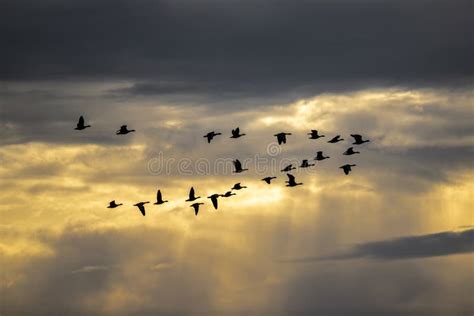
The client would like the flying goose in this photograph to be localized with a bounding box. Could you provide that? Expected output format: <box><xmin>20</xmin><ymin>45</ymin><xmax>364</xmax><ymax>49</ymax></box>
<box><xmin>285</xmin><ymin>174</ymin><xmax>303</xmax><ymax>187</ymax></box>
<box><xmin>231</xmin><ymin>183</ymin><xmax>247</xmax><ymax>190</ymax></box>
<box><xmin>314</xmin><ymin>151</ymin><xmax>330</xmax><ymax>161</ymax></box>
<box><xmin>230</xmin><ymin>127</ymin><xmax>246</xmax><ymax>138</ymax></box>
<box><xmin>154</xmin><ymin>189</ymin><xmax>168</xmax><ymax>205</ymax></box>
<box><xmin>262</xmin><ymin>176</ymin><xmax>277</xmax><ymax>184</ymax></box>
<box><xmin>233</xmin><ymin>159</ymin><xmax>248</xmax><ymax>173</ymax></box>
<box><xmin>327</xmin><ymin>135</ymin><xmax>343</xmax><ymax>143</ymax></box>
<box><xmin>207</xmin><ymin>194</ymin><xmax>220</xmax><ymax>210</ymax></box>
<box><xmin>343</xmin><ymin>147</ymin><xmax>360</xmax><ymax>155</ymax></box>
<box><xmin>204</xmin><ymin>131</ymin><xmax>221</xmax><ymax>143</ymax></box>
<box><xmin>308</xmin><ymin>130</ymin><xmax>324</xmax><ymax>139</ymax></box>
<box><xmin>116</xmin><ymin>125</ymin><xmax>135</xmax><ymax>135</ymax></box>
<box><xmin>190</xmin><ymin>202</ymin><xmax>204</xmax><ymax>216</ymax></box>
<box><xmin>220</xmin><ymin>191</ymin><xmax>236</xmax><ymax>198</ymax></box>
<box><xmin>281</xmin><ymin>164</ymin><xmax>296</xmax><ymax>172</ymax></box>
<box><xmin>75</xmin><ymin>116</ymin><xmax>91</xmax><ymax>130</ymax></box>
<box><xmin>340</xmin><ymin>164</ymin><xmax>356</xmax><ymax>175</ymax></box>
<box><xmin>274</xmin><ymin>132</ymin><xmax>292</xmax><ymax>145</ymax></box>
<box><xmin>107</xmin><ymin>200</ymin><xmax>122</xmax><ymax>208</ymax></box>
<box><xmin>133</xmin><ymin>201</ymin><xmax>150</xmax><ymax>216</ymax></box>
<box><xmin>185</xmin><ymin>187</ymin><xmax>201</xmax><ymax>202</ymax></box>
<box><xmin>351</xmin><ymin>134</ymin><xmax>370</xmax><ymax>145</ymax></box>
<box><xmin>300</xmin><ymin>159</ymin><xmax>315</xmax><ymax>168</ymax></box>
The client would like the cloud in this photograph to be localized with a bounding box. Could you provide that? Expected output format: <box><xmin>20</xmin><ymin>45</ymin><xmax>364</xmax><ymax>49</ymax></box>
<box><xmin>1</xmin><ymin>0</ymin><xmax>471</xmax><ymax>96</ymax></box>
<box><xmin>279</xmin><ymin>228</ymin><xmax>474</xmax><ymax>262</ymax></box>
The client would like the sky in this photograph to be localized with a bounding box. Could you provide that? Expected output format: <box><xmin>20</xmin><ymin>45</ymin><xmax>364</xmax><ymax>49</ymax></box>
<box><xmin>1</xmin><ymin>0</ymin><xmax>473</xmax><ymax>315</ymax></box>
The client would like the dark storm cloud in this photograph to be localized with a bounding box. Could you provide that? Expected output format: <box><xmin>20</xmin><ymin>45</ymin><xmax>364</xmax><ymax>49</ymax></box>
<box><xmin>280</xmin><ymin>228</ymin><xmax>474</xmax><ymax>262</ymax></box>
<box><xmin>1</xmin><ymin>0</ymin><xmax>472</xmax><ymax>95</ymax></box>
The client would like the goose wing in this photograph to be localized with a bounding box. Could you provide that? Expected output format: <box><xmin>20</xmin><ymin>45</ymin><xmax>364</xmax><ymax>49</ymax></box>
<box><xmin>137</xmin><ymin>204</ymin><xmax>146</xmax><ymax>216</ymax></box>
<box><xmin>211</xmin><ymin>196</ymin><xmax>218</xmax><ymax>209</ymax></box>
<box><xmin>157</xmin><ymin>190</ymin><xmax>163</xmax><ymax>203</ymax></box>
<box><xmin>351</xmin><ymin>134</ymin><xmax>362</xmax><ymax>142</ymax></box>
<box><xmin>191</xmin><ymin>203</ymin><xmax>200</xmax><ymax>216</ymax></box>
<box><xmin>189</xmin><ymin>187</ymin><xmax>195</xmax><ymax>199</ymax></box>
<box><xmin>234</xmin><ymin>159</ymin><xmax>242</xmax><ymax>171</ymax></box>
<box><xmin>77</xmin><ymin>116</ymin><xmax>85</xmax><ymax>127</ymax></box>
<box><xmin>287</xmin><ymin>173</ymin><xmax>296</xmax><ymax>184</ymax></box>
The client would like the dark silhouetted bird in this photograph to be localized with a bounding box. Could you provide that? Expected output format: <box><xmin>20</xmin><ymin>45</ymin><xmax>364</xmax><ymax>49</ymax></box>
<box><xmin>328</xmin><ymin>135</ymin><xmax>344</xmax><ymax>143</ymax></box>
<box><xmin>340</xmin><ymin>164</ymin><xmax>356</xmax><ymax>175</ymax></box>
<box><xmin>204</xmin><ymin>131</ymin><xmax>221</xmax><ymax>143</ymax></box>
<box><xmin>185</xmin><ymin>187</ymin><xmax>201</xmax><ymax>202</ymax></box>
<box><xmin>133</xmin><ymin>201</ymin><xmax>149</xmax><ymax>216</ymax></box>
<box><xmin>281</xmin><ymin>164</ymin><xmax>296</xmax><ymax>172</ymax></box>
<box><xmin>308</xmin><ymin>130</ymin><xmax>324</xmax><ymax>139</ymax></box>
<box><xmin>262</xmin><ymin>176</ymin><xmax>277</xmax><ymax>184</ymax></box>
<box><xmin>75</xmin><ymin>116</ymin><xmax>91</xmax><ymax>130</ymax></box>
<box><xmin>220</xmin><ymin>191</ymin><xmax>236</xmax><ymax>198</ymax></box>
<box><xmin>343</xmin><ymin>147</ymin><xmax>360</xmax><ymax>155</ymax></box>
<box><xmin>286</xmin><ymin>174</ymin><xmax>303</xmax><ymax>187</ymax></box>
<box><xmin>154</xmin><ymin>189</ymin><xmax>168</xmax><ymax>205</ymax></box>
<box><xmin>232</xmin><ymin>183</ymin><xmax>247</xmax><ymax>190</ymax></box>
<box><xmin>314</xmin><ymin>151</ymin><xmax>330</xmax><ymax>161</ymax></box>
<box><xmin>274</xmin><ymin>132</ymin><xmax>292</xmax><ymax>145</ymax></box>
<box><xmin>107</xmin><ymin>200</ymin><xmax>122</xmax><ymax>208</ymax></box>
<box><xmin>190</xmin><ymin>202</ymin><xmax>204</xmax><ymax>216</ymax></box>
<box><xmin>233</xmin><ymin>159</ymin><xmax>248</xmax><ymax>173</ymax></box>
<box><xmin>300</xmin><ymin>159</ymin><xmax>315</xmax><ymax>168</ymax></box>
<box><xmin>116</xmin><ymin>125</ymin><xmax>135</xmax><ymax>135</ymax></box>
<box><xmin>230</xmin><ymin>127</ymin><xmax>246</xmax><ymax>138</ymax></box>
<box><xmin>351</xmin><ymin>134</ymin><xmax>370</xmax><ymax>145</ymax></box>
<box><xmin>207</xmin><ymin>194</ymin><xmax>220</xmax><ymax>210</ymax></box>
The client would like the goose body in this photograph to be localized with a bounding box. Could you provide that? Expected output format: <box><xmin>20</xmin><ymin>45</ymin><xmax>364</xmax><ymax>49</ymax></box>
<box><xmin>328</xmin><ymin>135</ymin><xmax>343</xmax><ymax>143</ymax></box>
<box><xmin>230</xmin><ymin>127</ymin><xmax>246</xmax><ymax>138</ymax></box>
<box><xmin>281</xmin><ymin>164</ymin><xmax>296</xmax><ymax>172</ymax></box>
<box><xmin>154</xmin><ymin>189</ymin><xmax>168</xmax><ymax>205</ymax></box>
<box><xmin>204</xmin><ymin>131</ymin><xmax>221</xmax><ymax>143</ymax></box>
<box><xmin>231</xmin><ymin>183</ymin><xmax>247</xmax><ymax>190</ymax></box>
<box><xmin>107</xmin><ymin>200</ymin><xmax>123</xmax><ymax>208</ymax></box>
<box><xmin>190</xmin><ymin>202</ymin><xmax>204</xmax><ymax>216</ymax></box>
<box><xmin>233</xmin><ymin>159</ymin><xmax>248</xmax><ymax>173</ymax></box>
<box><xmin>343</xmin><ymin>147</ymin><xmax>360</xmax><ymax>155</ymax></box>
<box><xmin>186</xmin><ymin>187</ymin><xmax>201</xmax><ymax>202</ymax></box>
<box><xmin>308</xmin><ymin>130</ymin><xmax>324</xmax><ymax>139</ymax></box>
<box><xmin>300</xmin><ymin>159</ymin><xmax>315</xmax><ymax>168</ymax></box>
<box><xmin>351</xmin><ymin>134</ymin><xmax>370</xmax><ymax>145</ymax></box>
<box><xmin>133</xmin><ymin>201</ymin><xmax>150</xmax><ymax>216</ymax></box>
<box><xmin>340</xmin><ymin>164</ymin><xmax>356</xmax><ymax>175</ymax></box>
<box><xmin>116</xmin><ymin>125</ymin><xmax>135</xmax><ymax>135</ymax></box>
<box><xmin>75</xmin><ymin>116</ymin><xmax>91</xmax><ymax>130</ymax></box>
<box><xmin>286</xmin><ymin>174</ymin><xmax>303</xmax><ymax>187</ymax></box>
<box><xmin>262</xmin><ymin>176</ymin><xmax>277</xmax><ymax>184</ymax></box>
<box><xmin>220</xmin><ymin>191</ymin><xmax>236</xmax><ymax>198</ymax></box>
<box><xmin>274</xmin><ymin>132</ymin><xmax>292</xmax><ymax>145</ymax></box>
<box><xmin>207</xmin><ymin>194</ymin><xmax>220</xmax><ymax>210</ymax></box>
<box><xmin>314</xmin><ymin>151</ymin><xmax>330</xmax><ymax>161</ymax></box>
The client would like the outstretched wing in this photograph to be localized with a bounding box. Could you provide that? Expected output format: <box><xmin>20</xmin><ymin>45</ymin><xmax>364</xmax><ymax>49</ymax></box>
<box><xmin>211</xmin><ymin>196</ymin><xmax>218</xmax><ymax>209</ymax></box>
<box><xmin>234</xmin><ymin>159</ymin><xmax>242</xmax><ymax>171</ymax></box>
<box><xmin>351</xmin><ymin>134</ymin><xmax>362</xmax><ymax>142</ymax></box>
<box><xmin>78</xmin><ymin>116</ymin><xmax>84</xmax><ymax>126</ymax></box>
<box><xmin>137</xmin><ymin>204</ymin><xmax>146</xmax><ymax>216</ymax></box>
<box><xmin>192</xmin><ymin>204</ymin><xmax>200</xmax><ymax>216</ymax></box>
<box><xmin>287</xmin><ymin>173</ymin><xmax>295</xmax><ymax>183</ymax></box>
<box><xmin>189</xmin><ymin>187</ymin><xmax>195</xmax><ymax>199</ymax></box>
<box><xmin>157</xmin><ymin>190</ymin><xmax>162</xmax><ymax>202</ymax></box>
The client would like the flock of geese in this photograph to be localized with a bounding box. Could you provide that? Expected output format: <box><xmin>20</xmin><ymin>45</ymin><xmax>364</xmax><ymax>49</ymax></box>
<box><xmin>75</xmin><ymin>116</ymin><xmax>370</xmax><ymax>216</ymax></box>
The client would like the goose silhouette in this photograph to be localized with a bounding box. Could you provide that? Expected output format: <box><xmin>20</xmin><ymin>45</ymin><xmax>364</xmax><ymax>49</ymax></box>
<box><xmin>274</xmin><ymin>132</ymin><xmax>292</xmax><ymax>145</ymax></box>
<box><xmin>207</xmin><ymin>194</ymin><xmax>220</xmax><ymax>210</ymax></box>
<box><xmin>328</xmin><ymin>135</ymin><xmax>344</xmax><ymax>143</ymax></box>
<box><xmin>230</xmin><ymin>127</ymin><xmax>246</xmax><ymax>138</ymax></box>
<box><xmin>233</xmin><ymin>159</ymin><xmax>248</xmax><ymax>173</ymax></box>
<box><xmin>343</xmin><ymin>147</ymin><xmax>360</xmax><ymax>155</ymax></box>
<box><xmin>133</xmin><ymin>201</ymin><xmax>149</xmax><ymax>216</ymax></box>
<box><xmin>262</xmin><ymin>176</ymin><xmax>277</xmax><ymax>184</ymax></box>
<box><xmin>231</xmin><ymin>183</ymin><xmax>247</xmax><ymax>190</ymax></box>
<box><xmin>340</xmin><ymin>164</ymin><xmax>356</xmax><ymax>175</ymax></box>
<box><xmin>308</xmin><ymin>130</ymin><xmax>324</xmax><ymax>139</ymax></box>
<box><xmin>286</xmin><ymin>174</ymin><xmax>303</xmax><ymax>187</ymax></box>
<box><xmin>351</xmin><ymin>134</ymin><xmax>370</xmax><ymax>145</ymax></box>
<box><xmin>300</xmin><ymin>159</ymin><xmax>315</xmax><ymax>168</ymax></box>
<box><xmin>281</xmin><ymin>164</ymin><xmax>296</xmax><ymax>172</ymax></box>
<box><xmin>314</xmin><ymin>151</ymin><xmax>330</xmax><ymax>161</ymax></box>
<box><xmin>185</xmin><ymin>187</ymin><xmax>201</xmax><ymax>202</ymax></box>
<box><xmin>107</xmin><ymin>200</ymin><xmax>122</xmax><ymax>208</ymax></box>
<box><xmin>116</xmin><ymin>125</ymin><xmax>135</xmax><ymax>135</ymax></box>
<box><xmin>190</xmin><ymin>202</ymin><xmax>204</xmax><ymax>216</ymax></box>
<box><xmin>75</xmin><ymin>116</ymin><xmax>91</xmax><ymax>130</ymax></box>
<box><xmin>154</xmin><ymin>189</ymin><xmax>168</xmax><ymax>205</ymax></box>
<box><xmin>220</xmin><ymin>191</ymin><xmax>236</xmax><ymax>198</ymax></box>
<box><xmin>204</xmin><ymin>131</ymin><xmax>221</xmax><ymax>143</ymax></box>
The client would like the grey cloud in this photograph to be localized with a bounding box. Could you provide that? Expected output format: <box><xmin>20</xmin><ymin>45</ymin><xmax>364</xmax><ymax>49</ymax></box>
<box><xmin>280</xmin><ymin>228</ymin><xmax>474</xmax><ymax>262</ymax></box>
<box><xmin>1</xmin><ymin>0</ymin><xmax>472</xmax><ymax>96</ymax></box>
